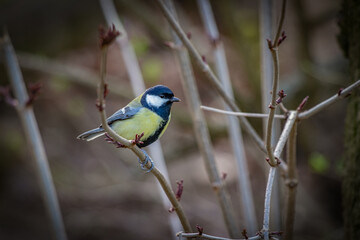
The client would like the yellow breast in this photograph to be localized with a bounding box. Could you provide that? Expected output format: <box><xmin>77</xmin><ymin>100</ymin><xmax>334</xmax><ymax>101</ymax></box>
<box><xmin>110</xmin><ymin>108</ymin><xmax>167</xmax><ymax>141</ymax></box>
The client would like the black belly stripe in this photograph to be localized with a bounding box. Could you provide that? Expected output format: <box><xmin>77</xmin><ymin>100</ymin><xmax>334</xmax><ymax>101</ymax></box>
<box><xmin>137</xmin><ymin>119</ymin><xmax>168</xmax><ymax>148</ymax></box>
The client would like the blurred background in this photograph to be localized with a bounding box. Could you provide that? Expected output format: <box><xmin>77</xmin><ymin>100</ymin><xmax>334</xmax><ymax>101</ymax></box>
<box><xmin>0</xmin><ymin>0</ymin><xmax>349</xmax><ymax>239</ymax></box>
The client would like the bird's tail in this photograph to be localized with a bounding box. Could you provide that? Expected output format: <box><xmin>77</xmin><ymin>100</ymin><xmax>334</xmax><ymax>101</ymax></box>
<box><xmin>77</xmin><ymin>128</ymin><xmax>105</xmax><ymax>141</ymax></box>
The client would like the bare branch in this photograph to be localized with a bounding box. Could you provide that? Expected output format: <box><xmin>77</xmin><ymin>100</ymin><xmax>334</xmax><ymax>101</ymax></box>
<box><xmin>1</xmin><ymin>33</ymin><xmax>68</xmax><ymax>240</ymax></box>
<box><xmin>298</xmin><ymin>79</ymin><xmax>360</xmax><ymax>119</ymax></box>
<box><xmin>265</xmin><ymin>0</ymin><xmax>287</xmax><ymax>167</ymax></box>
<box><xmin>155</xmin><ymin>0</ymin><xmax>289</xmax><ymax>175</ymax></box>
<box><xmin>262</xmin><ymin>111</ymin><xmax>297</xmax><ymax>239</ymax></box>
<box><xmin>278</xmin><ymin>102</ymin><xmax>289</xmax><ymax>113</ymax></box>
<box><xmin>197</xmin><ymin>0</ymin><xmax>258</xmax><ymax>233</ymax></box>
<box><xmin>154</xmin><ymin>0</ymin><xmax>267</xmax><ymax>157</ymax></box>
<box><xmin>284</xmin><ymin>121</ymin><xmax>298</xmax><ymax>240</ymax></box>
<box><xmin>201</xmin><ymin>106</ymin><xmax>286</xmax><ymax>119</ymax></box>
<box><xmin>273</xmin><ymin>0</ymin><xmax>287</xmax><ymax>48</ymax></box>
<box><xmin>161</xmin><ymin>0</ymin><xmax>239</xmax><ymax>236</ymax></box>
<box><xmin>99</xmin><ymin>0</ymin><xmax>183</xmax><ymax>236</ymax></box>
<box><xmin>97</xmin><ymin>31</ymin><xmax>192</xmax><ymax>233</ymax></box>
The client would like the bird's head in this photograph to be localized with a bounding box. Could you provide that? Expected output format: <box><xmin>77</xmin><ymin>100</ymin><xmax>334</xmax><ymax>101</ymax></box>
<box><xmin>141</xmin><ymin>85</ymin><xmax>180</xmax><ymax>119</ymax></box>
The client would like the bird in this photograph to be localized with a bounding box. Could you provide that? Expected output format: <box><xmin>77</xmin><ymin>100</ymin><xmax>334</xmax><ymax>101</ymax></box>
<box><xmin>77</xmin><ymin>85</ymin><xmax>180</xmax><ymax>148</ymax></box>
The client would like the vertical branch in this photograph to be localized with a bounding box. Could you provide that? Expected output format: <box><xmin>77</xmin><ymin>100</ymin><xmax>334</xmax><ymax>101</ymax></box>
<box><xmin>162</xmin><ymin>0</ymin><xmax>241</xmax><ymax>237</ymax></box>
<box><xmin>1</xmin><ymin>34</ymin><xmax>68</xmax><ymax>240</ymax></box>
<box><xmin>197</xmin><ymin>0</ymin><xmax>258</xmax><ymax>234</ymax></box>
<box><xmin>260</xmin><ymin>0</ymin><xmax>282</xmax><ymax>230</ymax></box>
<box><xmin>284</xmin><ymin>121</ymin><xmax>298</xmax><ymax>240</ymax></box>
<box><xmin>265</xmin><ymin>0</ymin><xmax>287</xmax><ymax>167</ymax></box>
<box><xmin>260</xmin><ymin>0</ymin><xmax>274</xmax><ymax>131</ymax></box>
<box><xmin>99</xmin><ymin>0</ymin><xmax>183</xmax><ymax>237</ymax></box>
<box><xmin>262</xmin><ymin>111</ymin><xmax>297</xmax><ymax>240</ymax></box>
<box><xmin>265</xmin><ymin>48</ymin><xmax>280</xmax><ymax>166</ymax></box>
<box><xmin>273</xmin><ymin>0</ymin><xmax>287</xmax><ymax>46</ymax></box>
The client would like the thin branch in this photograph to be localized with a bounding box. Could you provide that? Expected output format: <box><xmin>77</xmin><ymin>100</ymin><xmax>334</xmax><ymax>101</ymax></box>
<box><xmin>273</xmin><ymin>112</ymin><xmax>297</xmax><ymax>160</ymax></box>
<box><xmin>99</xmin><ymin>0</ymin><xmax>183</xmax><ymax>236</ymax></box>
<box><xmin>98</xmin><ymin>43</ymin><xmax>192</xmax><ymax>233</ymax></box>
<box><xmin>284</xmin><ymin>121</ymin><xmax>298</xmax><ymax>240</ymax></box>
<box><xmin>197</xmin><ymin>0</ymin><xmax>258</xmax><ymax>233</ymax></box>
<box><xmin>177</xmin><ymin>232</ymin><xmax>261</xmax><ymax>240</ymax></box>
<box><xmin>260</xmin><ymin>0</ymin><xmax>283</xmax><ymax>229</ymax></box>
<box><xmin>155</xmin><ymin>0</ymin><xmax>265</xmax><ymax>156</ymax></box>
<box><xmin>201</xmin><ymin>106</ymin><xmax>286</xmax><ymax>119</ymax></box>
<box><xmin>278</xmin><ymin>102</ymin><xmax>289</xmax><ymax>113</ymax></box>
<box><xmin>262</xmin><ymin>111</ymin><xmax>297</xmax><ymax>239</ymax></box>
<box><xmin>265</xmin><ymin>48</ymin><xmax>279</xmax><ymax>167</ymax></box>
<box><xmin>298</xmin><ymin>79</ymin><xmax>360</xmax><ymax>119</ymax></box>
<box><xmin>162</xmin><ymin>0</ymin><xmax>239</xmax><ymax>237</ymax></box>
<box><xmin>155</xmin><ymin>0</ymin><xmax>289</xmax><ymax>174</ymax></box>
<box><xmin>1</xmin><ymin>33</ymin><xmax>68</xmax><ymax>240</ymax></box>
<box><xmin>273</xmin><ymin>0</ymin><xmax>287</xmax><ymax>47</ymax></box>
<box><xmin>265</xmin><ymin>0</ymin><xmax>287</xmax><ymax>167</ymax></box>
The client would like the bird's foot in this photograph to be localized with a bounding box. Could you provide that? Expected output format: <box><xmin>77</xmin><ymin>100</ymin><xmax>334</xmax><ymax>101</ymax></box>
<box><xmin>131</xmin><ymin>132</ymin><xmax>145</xmax><ymax>146</ymax></box>
<box><xmin>138</xmin><ymin>150</ymin><xmax>154</xmax><ymax>173</ymax></box>
<box><xmin>104</xmin><ymin>133</ymin><xmax>126</xmax><ymax>148</ymax></box>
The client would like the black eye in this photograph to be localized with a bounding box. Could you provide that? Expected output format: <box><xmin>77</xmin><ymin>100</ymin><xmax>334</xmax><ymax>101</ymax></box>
<box><xmin>160</xmin><ymin>95</ymin><xmax>165</xmax><ymax>98</ymax></box>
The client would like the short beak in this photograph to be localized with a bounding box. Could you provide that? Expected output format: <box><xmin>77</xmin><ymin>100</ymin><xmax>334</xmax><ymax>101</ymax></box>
<box><xmin>170</xmin><ymin>96</ymin><xmax>181</xmax><ymax>102</ymax></box>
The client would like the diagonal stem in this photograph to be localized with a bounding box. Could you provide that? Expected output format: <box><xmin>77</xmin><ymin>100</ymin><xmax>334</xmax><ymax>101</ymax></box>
<box><xmin>154</xmin><ymin>0</ymin><xmax>288</xmax><ymax>173</ymax></box>
<box><xmin>97</xmin><ymin>44</ymin><xmax>192</xmax><ymax>233</ymax></box>
<box><xmin>298</xmin><ymin>79</ymin><xmax>360</xmax><ymax>119</ymax></box>
<box><xmin>161</xmin><ymin>0</ymin><xmax>240</xmax><ymax>237</ymax></box>
<box><xmin>197</xmin><ymin>0</ymin><xmax>258</xmax><ymax>233</ymax></box>
<box><xmin>99</xmin><ymin>0</ymin><xmax>183</xmax><ymax>236</ymax></box>
<box><xmin>1</xmin><ymin>33</ymin><xmax>68</xmax><ymax>240</ymax></box>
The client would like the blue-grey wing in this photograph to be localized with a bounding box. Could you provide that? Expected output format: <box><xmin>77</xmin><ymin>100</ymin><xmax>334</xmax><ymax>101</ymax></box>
<box><xmin>105</xmin><ymin>106</ymin><xmax>141</xmax><ymax>126</ymax></box>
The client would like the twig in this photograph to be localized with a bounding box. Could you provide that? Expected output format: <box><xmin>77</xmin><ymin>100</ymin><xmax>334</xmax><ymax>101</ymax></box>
<box><xmin>155</xmin><ymin>0</ymin><xmax>289</xmax><ymax>176</ymax></box>
<box><xmin>1</xmin><ymin>33</ymin><xmax>68</xmax><ymax>240</ymax></box>
<box><xmin>201</xmin><ymin>106</ymin><xmax>286</xmax><ymax>119</ymax></box>
<box><xmin>99</xmin><ymin>0</ymin><xmax>183</xmax><ymax>236</ymax></box>
<box><xmin>97</xmin><ymin>32</ymin><xmax>192</xmax><ymax>233</ymax></box>
<box><xmin>162</xmin><ymin>0</ymin><xmax>239</xmax><ymax>237</ymax></box>
<box><xmin>154</xmin><ymin>0</ymin><xmax>268</xmax><ymax>158</ymax></box>
<box><xmin>260</xmin><ymin>0</ymin><xmax>284</xmax><ymax>227</ymax></box>
<box><xmin>262</xmin><ymin>111</ymin><xmax>297</xmax><ymax>239</ymax></box>
<box><xmin>284</xmin><ymin>121</ymin><xmax>298</xmax><ymax>240</ymax></box>
<box><xmin>265</xmin><ymin>0</ymin><xmax>287</xmax><ymax>167</ymax></box>
<box><xmin>272</xmin><ymin>0</ymin><xmax>287</xmax><ymax>48</ymax></box>
<box><xmin>298</xmin><ymin>79</ymin><xmax>360</xmax><ymax>119</ymax></box>
<box><xmin>197</xmin><ymin>0</ymin><xmax>258</xmax><ymax>233</ymax></box>
<box><xmin>176</xmin><ymin>232</ymin><xmax>261</xmax><ymax>240</ymax></box>
<box><xmin>278</xmin><ymin>102</ymin><xmax>289</xmax><ymax>113</ymax></box>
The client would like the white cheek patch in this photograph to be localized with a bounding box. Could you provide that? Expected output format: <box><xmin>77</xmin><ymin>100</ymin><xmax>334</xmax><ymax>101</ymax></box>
<box><xmin>146</xmin><ymin>94</ymin><xmax>167</xmax><ymax>108</ymax></box>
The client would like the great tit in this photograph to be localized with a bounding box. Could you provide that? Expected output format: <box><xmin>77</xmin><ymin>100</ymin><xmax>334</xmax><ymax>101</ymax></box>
<box><xmin>77</xmin><ymin>85</ymin><xmax>180</xmax><ymax>148</ymax></box>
